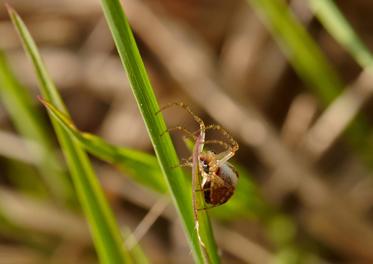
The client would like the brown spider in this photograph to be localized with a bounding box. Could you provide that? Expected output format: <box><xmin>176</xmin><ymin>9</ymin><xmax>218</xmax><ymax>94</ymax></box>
<box><xmin>158</xmin><ymin>102</ymin><xmax>239</xmax><ymax>208</ymax></box>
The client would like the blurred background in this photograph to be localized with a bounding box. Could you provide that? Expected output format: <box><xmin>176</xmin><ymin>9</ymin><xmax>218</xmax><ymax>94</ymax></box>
<box><xmin>1</xmin><ymin>0</ymin><xmax>373</xmax><ymax>263</ymax></box>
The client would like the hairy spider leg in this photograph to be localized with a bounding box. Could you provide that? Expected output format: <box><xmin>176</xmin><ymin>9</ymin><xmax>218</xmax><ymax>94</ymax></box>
<box><xmin>204</xmin><ymin>124</ymin><xmax>239</xmax><ymax>166</ymax></box>
<box><xmin>171</xmin><ymin>141</ymin><xmax>227</xmax><ymax>170</ymax></box>
<box><xmin>159</xmin><ymin>126</ymin><xmax>195</xmax><ymax>169</ymax></box>
<box><xmin>157</xmin><ymin>102</ymin><xmax>206</xmax><ymax>134</ymax></box>
<box><xmin>204</xmin><ymin>140</ymin><xmax>230</xmax><ymax>150</ymax></box>
<box><xmin>171</xmin><ymin>157</ymin><xmax>193</xmax><ymax>169</ymax></box>
<box><xmin>205</xmin><ymin>124</ymin><xmax>239</xmax><ymax>152</ymax></box>
<box><xmin>158</xmin><ymin>104</ymin><xmax>237</xmax><ymax>168</ymax></box>
<box><xmin>197</xmin><ymin>204</ymin><xmax>221</xmax><ymax>211</ymax></box>
<box><xmin>160</xmin><ymin>125</ymin><xmax>197</xmax><ymax>140</ymax></box>
<box><xmin>157</xmin><ymin>103</ymin><xmax>239</xmax><ymax>157</ymax></box>
<box><xmin>158</xmin><ymin>103</ymin><xmax>238</xmax><ymax>153</ymax></box>
<box><xmin>172</xmin><ymin>140</ymin><xmax>229</xmax><ymax>169</ymax></box>
<box><xmin>161</xmin><ymin>128</ymin><xmax>227</xmax><ymax>169</ymax></box>
<box><xmin>189</xmin><ymin>124</ymin><xmax>238</xmax><ymax>153</ymax></box>
<box><xmin>157</xmin><ymin>101</ymin><xmax>207</xmax><ymax>159</ymax></box>
<box><xmin>164</xmin><ymin>127</ymin><xmax>230</xmax><ymax>168</ymax></box>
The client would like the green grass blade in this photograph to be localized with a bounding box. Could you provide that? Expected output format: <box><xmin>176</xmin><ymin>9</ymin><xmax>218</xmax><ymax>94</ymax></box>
<box><xmin>0</xmin><ymin>50</ymin><xmax>73</xmax><ymax>204</ymax></box>
<box><xmin>309</xmin><ymin>0</ymin><xmax>373</xmax><ymax>167</ymax></box>
<box><xmin>246</xmin><ymin>0</ymin><xmax>373</xmax><ymax>169</ymax></box>
<box><xmin>100</xmin><ymin>0</ymin><xmax>219</xmax><ymax>262</ymax></box>
<box><xmin>246</xmin><ymin>0</ymin><xmax>343</xmax><ymax>104</ymax></box>
<box><xmin>310</xmin><ymin>0</ymin><xmax>373</xmax><ymax>68</ymax></box>
<box><xmin>40</xmin><ymin>98</ymin><xmax>167</xmax><ymax>194</ymax></box>
<box><xmin>7</xmin><ymin>6</ymin><xmax>132</xmax><ymax>263</ymax></box>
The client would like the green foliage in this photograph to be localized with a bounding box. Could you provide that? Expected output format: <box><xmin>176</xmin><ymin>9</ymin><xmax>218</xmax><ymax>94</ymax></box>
<box><xmin>246</xmin><ymin>0</ymin><xmax>343</xmax><ymax>104</ymax></box>
<box><xmin>310</xmin><ymin>0</ymin><xmax>373</xmax><ymax>68</ymax></box>
<box><xmin>4</xmin><ymin>1</ymin><xmax>372</xmax><ymax>262</ymax></box>
<box><xmin>246</xmin><ymin>0</ymin><xmax>373</xmax><ymax>169</ymax></box>
<box><xmin>100</xmin><ymin>0</ymin><xmax>219</xmax><ymax>262</ymax></box>
<box><xmin>7</xmin><ymin>6</ymin><xmax>133</xmax><ymax>263</ymax></box>
<box><xmin>40</xmin><ymin>98</ymin><xmax>167</xmax><ymax>194</ymax></box>
<box><xmin>0</xmin><ymin>50</ymin><xmax>73</xmax><ymax>204</ymax></box>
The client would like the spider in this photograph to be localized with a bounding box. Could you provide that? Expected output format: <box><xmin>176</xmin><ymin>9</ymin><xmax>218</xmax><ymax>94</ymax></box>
<box><xmin>157</xmin><ymin>102</ymin><xmax>239</xmax><ymax>208</ymax></box>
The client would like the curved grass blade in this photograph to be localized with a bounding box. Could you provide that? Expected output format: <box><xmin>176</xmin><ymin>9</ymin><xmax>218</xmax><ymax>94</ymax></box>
<box><xmin>0</xmin><ymin>50</ymin><xmax>73</xmax><ymax>205</ymax></box>
<box><xmin>100</xmin><ymin>0</ymin><xmax>219</xmax><ymax>262</ymax></box>
<box><xmin>310</xmin><ymin>0</ymin><xmax>373</xmax><ymax>68</ymax></box>
<box><xmin>39</xmin><ymin>97</ymin><xmax>167</xmax><ymax>194</ymax></box>
<box><xmin>7</xmin><ymin>6</ymin><xmax>132</xmax><ymax>263</ymax></box>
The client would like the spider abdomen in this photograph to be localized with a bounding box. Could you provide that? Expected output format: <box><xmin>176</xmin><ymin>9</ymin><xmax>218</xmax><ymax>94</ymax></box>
<box><xmin>204</xmin><ymin>182</ymin><xmax>235</xmax><ymax>205</ymax></box>
<box><xmin>202</xmin><ymin>162</ymin><xmax>238</xmax><ymax>205</ymax></box>
<box><xmin>218</xmin><ymin>163</ymin><xmax>239</xmax><ymax>187</ymax></box>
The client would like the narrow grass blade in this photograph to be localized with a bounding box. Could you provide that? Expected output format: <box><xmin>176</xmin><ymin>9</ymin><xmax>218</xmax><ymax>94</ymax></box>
<box><xmin>100</xmin><ymin>0</ymin><xmax>219</xmax><ymax>262</ymax></box>
<box><xmin>310</xmin><ymin>0</ymin><xmax>373</xmax><ymax>68</ymax></box>
<box><xmin>6</xmin><ymin>159</ymin><xmax>48</xmax><ymax>198</ymax></box>
<box><xmin>246</xmin><ymin>0</ymin><xmax>373</xmax><ymax>169</ymax></box>
<box><xmin>309</xmin><ymin>0</ymin><xmax>373</xmax><ymax>167</ymax></box>
<box><xmin>7</xmin><ymin>6</ymin><xmax>132</xmax><ymax>263</ymax></box>
<box><xmin>246</xmin><ymin>0</ymin><xmax>344</xmax><ymax>104</ymax></box>
<box><xmin>40</xmin><ymin>97</ymin><xmax>167</xmax><ymax>194</ymax></box>
<box><xmin>0</xmin><ymin>50</ymin><xmax>73</xmax><ymax>205</ymax></box>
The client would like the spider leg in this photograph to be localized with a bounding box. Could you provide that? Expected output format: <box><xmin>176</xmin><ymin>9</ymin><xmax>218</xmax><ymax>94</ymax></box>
<box><xmin>203</xmin><ymin>124</ymin><xmax>239</xmax><ymax>166</ymax></box>
<box><xmin>191</xmin><ymin>124</ymin><xmax>238</xmax><ymax>156</ymax></box>
<box><xmin>205</xmin><ymin>124</ymin><xmax>239</xmax><ymax>153</ymax></box>
<box><xmin>197</xmin><ymin>204</ymin><xmax>221</xmax><ymax>211</ymax></box>
<box><xmin>160</xmin><ymin>125</ymin><xmax>197</xmax><ymax>140</ymax></box>
<box><xmin>203</xmin><ymin>140</ymin><xmax>230</xmax><ymax>150</ymax></box>
<box><xmin>216</xmin><ymin>150</ymin><xmax>236</xmax><ymax>166</ymax></box>
<box><xmin>171</xmin><ymin>157</ymin><xmax>193</xmax><ymax>169</ymax></box>
<box><xmin>157</xmin><ymin>102</ymin><xmax>205</xmax><ymax>132</ymax></box>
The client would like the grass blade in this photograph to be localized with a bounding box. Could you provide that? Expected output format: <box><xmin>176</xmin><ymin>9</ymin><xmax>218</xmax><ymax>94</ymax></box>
<box><xmin>246</xmin><ymin>0</ymin><xmax>373</xmax><ymax>169</ymax></box>
<box><xmin>7</xmin><ymin>6</ymin><xmax>132</xmax><ymax>263</ymax></box>
<box><xmin>0</xmin><ymin>50</ymin><xmax>73</xmax><ymax>205</ymax></box>
<box><xmin>246</xmin><ymin>0</ymin><xmax>344</xmax><ymax>104</ymax></box>
<box><xmin>310</xmin><ymin>0</ymin><xmax>373</xmax><ymax>68</ymax></box>
<box><xmin>100</xmin><ymin>0</ymin><xmax>219</xmax><ymax>262</ymax></box>
<box><xmin>39</xmin><ymin>97</ymin><xmax>167</xmax><ymax>194</ymax></box>
<box><xmin>308</xmin><ymin>0</ymin><xmax>373</xmax><ymax>167</ymax></box>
